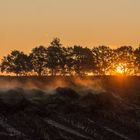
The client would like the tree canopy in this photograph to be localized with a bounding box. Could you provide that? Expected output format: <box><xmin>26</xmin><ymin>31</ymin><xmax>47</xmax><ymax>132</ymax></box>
<box><xmin>1</xmin><ymin>38</ymin><xmax>140</xmax><ymax>76</ymax></box>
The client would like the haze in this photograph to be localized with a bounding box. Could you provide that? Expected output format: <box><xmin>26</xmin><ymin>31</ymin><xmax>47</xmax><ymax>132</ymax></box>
<box><xmin>0</xmin><ymin>0</ymin><xmax>140</xmax><ymax>57</ymax></box>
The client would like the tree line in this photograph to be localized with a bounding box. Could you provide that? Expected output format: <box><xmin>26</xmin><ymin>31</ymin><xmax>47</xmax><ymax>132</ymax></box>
<box><xmin>1</xmin><ymin>38</ymin><xmax>140</xmax><ymax>76</ymax></box>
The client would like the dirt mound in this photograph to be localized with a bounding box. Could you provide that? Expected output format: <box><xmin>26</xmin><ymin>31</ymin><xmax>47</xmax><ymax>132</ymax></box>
<box><xmin>56</xmin><ymin>87</ymin><xmax>80</xmax><ymax>99</ymax></box>
<box><xmin>0</xmin><ymin>86</ymin><xmax>139</xmax><ymax>140</ymax></box>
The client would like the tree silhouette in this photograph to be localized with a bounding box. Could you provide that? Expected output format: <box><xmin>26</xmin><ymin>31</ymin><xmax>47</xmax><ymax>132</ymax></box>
<box><xmin>1</xmin><ymin>50</ymin><xmax>31</xmax><ymax>76</ymax></box>
<box><xmin>47</xmin><ymin>38</ymin><xmax>65</xmax><ymax>76</ymax></box>
<box><xmin>134</xmin><ymin>46</ymin><xmax>140</xmax><ymax>74</ymax></box>
<box><xmin>30</xmin><ymin>46</ymin><xmax>47</xmax><ymax>76</ymax></box>
<box><xmin>0</xmin><ymin>37</ymin><xmax>139</xmax><ymax>76</ymax></box>
<box><xmin>73</xmin><ymin>46</ymin><xmax>95</xmax><ymax>76</ymax></box>
<box><xmin>114</xmin><ymin>46</ymin><xmax>135</xmax><ymax>75</ymax></box>
<box><xmin>92</xmin><ymin>46</ymin><xmax>113</xmax><ymax>75</ymax></box>
<box><xmin>64</xmin><ymin>47</ymin><xmax>75</xmax><ymax>75</ymax></box>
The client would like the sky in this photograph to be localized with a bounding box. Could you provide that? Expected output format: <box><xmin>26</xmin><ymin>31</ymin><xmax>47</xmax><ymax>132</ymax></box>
<box><xmin>0</xmin><ymin>0</ymin><xmax>140</xmax><ymax>57</ymax></box>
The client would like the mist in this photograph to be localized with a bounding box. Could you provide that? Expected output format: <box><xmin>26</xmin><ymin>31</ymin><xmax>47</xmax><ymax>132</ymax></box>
<box><xmin>0</xmin><ymin>77</ymin><xmax>106</xmax><ymax>106</ymax></box>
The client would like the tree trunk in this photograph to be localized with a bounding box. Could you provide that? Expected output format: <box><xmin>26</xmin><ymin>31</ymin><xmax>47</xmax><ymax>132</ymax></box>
<box><xmin>51</xmin><ymin>69</ymin><xmax>54</xmax><ymax>76</ymax></box>
<box><xmin>38</xmin><ymin>69</ymin><xmax>42</xmax><ymax>76</ymax></box>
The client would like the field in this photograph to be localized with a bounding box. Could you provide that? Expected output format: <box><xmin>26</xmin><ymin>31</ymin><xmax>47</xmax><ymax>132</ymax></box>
<box><xmin>0</xmin><ymin>76</ymin><xmax>140</xmax><ymax>140</ymax></box>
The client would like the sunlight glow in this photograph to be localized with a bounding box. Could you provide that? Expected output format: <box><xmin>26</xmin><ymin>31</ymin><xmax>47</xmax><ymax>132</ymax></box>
<box><xmin>115</xmin><ymin>63</ymin><xmax>128</xmax><ymax>75</ymax></box>
<box><xmin>116</xmin><ymin>65</ymin><xmax>124</xmax><ymax>74</ymax></box>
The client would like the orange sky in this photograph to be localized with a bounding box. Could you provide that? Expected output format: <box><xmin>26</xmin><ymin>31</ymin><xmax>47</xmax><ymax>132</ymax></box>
<box><xmin>0</xmin><ymin>0</ymin><xmax>140</xmax><ymax>57</ymax></box>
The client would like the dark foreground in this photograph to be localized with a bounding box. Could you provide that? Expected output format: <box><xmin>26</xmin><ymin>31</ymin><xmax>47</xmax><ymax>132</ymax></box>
<box><xmin>0</xmin><ymin>76</ymin><xmax>140</xmax><ymax>140</ymax></box>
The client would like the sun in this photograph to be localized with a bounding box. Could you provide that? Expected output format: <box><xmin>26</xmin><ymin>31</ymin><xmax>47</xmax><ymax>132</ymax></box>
<box><xmin>115</xmin><ymin>63</ymin><xmax>128</xmax><ymax>75</ymax></box>
<box><xmin>116</xmin><ymin>65</ymin><xmax>124</xmax><ymax>74</ymax></box>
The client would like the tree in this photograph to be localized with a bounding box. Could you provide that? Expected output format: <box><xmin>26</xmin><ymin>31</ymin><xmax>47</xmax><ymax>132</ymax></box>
<box><xmin>134</xmin><ymin>46</ymin><xmax>140</xmax><ymax>74</ymax></box>
<box><xmin>30</xmin><ymin>46</ymin><xmax>47</xmax><ymax>76</ymax></box>
<box><xmin>64</xmin><ymin>47</ymin><xmax>75</xmax><ymax>75</ymax></box>
<box><xmin>47</xmin><ymin>38</ymin><xmax>66</xmax><ymax>76</ymax></box>
<box><xmin>1</xmin><ymin>50</ymin><xmax>31</xmax><ymax>76</ymax></box>
<box><xmin>114</xmin><ymin>46</ymin><xmax>135</xmax><ymax>75</ymax></box>
<box><xmin>92</xmin><ymin>46</ymin><xmax>113</xmax><ymax>75</ymax></box>
<box><xmin>73</xmin><ymin>45</ymin><xmax>95</xmax><ymax>75</ymax></box>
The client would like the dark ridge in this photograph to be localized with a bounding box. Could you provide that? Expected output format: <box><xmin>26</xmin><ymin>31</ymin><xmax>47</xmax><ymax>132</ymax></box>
<box><xmin>56</xmin><ymin>87</ymin><xmax>80</xmax><ymax>99</ymax></box>
<box><xmin>0</xmin><ymin>77</ymin><xmax>139</xmax><ymax>139</ymax></box>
